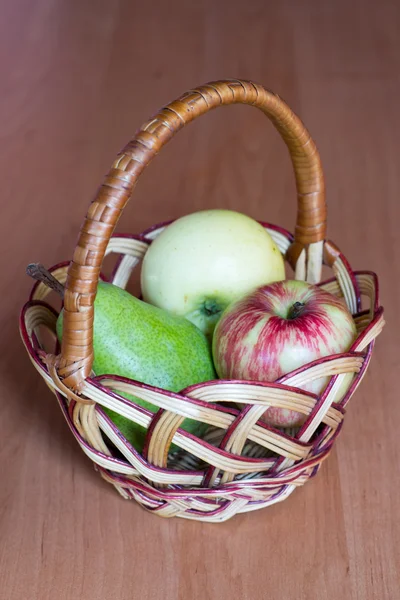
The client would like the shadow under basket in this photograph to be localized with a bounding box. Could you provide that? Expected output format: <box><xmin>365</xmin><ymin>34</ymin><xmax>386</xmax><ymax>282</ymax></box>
<box><xmin>20</xmin><ymin>80</ymin><xmax>384</xmax><ymax>522</ymax></box>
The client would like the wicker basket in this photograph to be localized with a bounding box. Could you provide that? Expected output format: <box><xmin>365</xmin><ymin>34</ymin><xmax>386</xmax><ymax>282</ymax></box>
<box><xmin>20</xmin><ymin>80</ymin><xmax>384</xmax><ymax>522</ymax></box>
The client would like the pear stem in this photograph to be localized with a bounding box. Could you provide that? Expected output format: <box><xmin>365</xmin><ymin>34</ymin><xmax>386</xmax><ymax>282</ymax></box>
<box><xmin>26</xmin><ymin>263</ymin><xmax>65</xmax><ymax>298</ymax></box>
<box><xmin>287</xmin><ymin>301</ymin><xmax>305</xmax><ymax>320</ymax></box>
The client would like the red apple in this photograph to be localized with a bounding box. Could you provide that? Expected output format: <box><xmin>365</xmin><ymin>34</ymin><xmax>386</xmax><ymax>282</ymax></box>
<box><xmin>212</xmin><ymin>280</ymin><xmax>357</xmax><ymax>427</ymax></box>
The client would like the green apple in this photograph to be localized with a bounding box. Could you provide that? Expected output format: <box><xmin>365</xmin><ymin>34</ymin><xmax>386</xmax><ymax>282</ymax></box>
<box><xmin>57</xmin><ymin>281</ymin><xmax>216</xmax><ymax>451</ymax></box>
<box><xmin>141</xmin><ymin>209</ymin><xmax>285</xmax><ymax>337</ymax></box>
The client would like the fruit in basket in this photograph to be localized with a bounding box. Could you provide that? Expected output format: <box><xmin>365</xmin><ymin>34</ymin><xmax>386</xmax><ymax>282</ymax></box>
<box><xmin>212</xmin><ymin>280</ymin><xmax>357</xmax><ymax>427</ymax></box>
<box><xmin>141</xmin><ymin>209</ymin><xmax>285</xmax><ymax>337</ymax></box>
<box><xmin>56</xmin><ymin>281</ymin><xmax>216</xmax><ymax>450</ymax></box>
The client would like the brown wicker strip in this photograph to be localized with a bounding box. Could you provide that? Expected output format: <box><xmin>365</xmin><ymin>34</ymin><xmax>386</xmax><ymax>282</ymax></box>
<box><xmin>57</xmin><ymin>80</ymin><xmax>326</xmax><ymax>391</ymax></box>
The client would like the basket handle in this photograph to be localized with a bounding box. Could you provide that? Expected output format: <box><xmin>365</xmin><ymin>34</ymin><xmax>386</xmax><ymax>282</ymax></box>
<box><xmin>58</xmin><ymin>79</ymin><xmax>326</xmax><ymax>391</ymax></box>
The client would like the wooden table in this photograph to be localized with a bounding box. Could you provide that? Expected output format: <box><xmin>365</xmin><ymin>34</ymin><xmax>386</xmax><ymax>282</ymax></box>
<box><xmin>1</xmin><ymin>1</ymin><xmax>398</xmax><ymax>598</ymax></box>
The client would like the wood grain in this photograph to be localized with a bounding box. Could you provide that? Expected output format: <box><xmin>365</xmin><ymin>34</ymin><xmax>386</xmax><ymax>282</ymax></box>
<box><xmin>1</xmin><ymin>0</ymin><xmax>399</xmax><ymax>598</ymax></box>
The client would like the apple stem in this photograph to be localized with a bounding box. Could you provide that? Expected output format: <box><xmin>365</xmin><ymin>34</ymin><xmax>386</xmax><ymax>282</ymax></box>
<box><xmin>203</xmin><ymin>299</ymin><xmax>221</xmax><ymax>317</ymax></box>
<box><xmin>288</xmin><ymin>301</ymin><xmax>305</xmax><ymax>320</ymax></box>
<box><xmin>26</xmin><ymin>263</ymin><xmax>65</xmax><ymax>298</ymax></box>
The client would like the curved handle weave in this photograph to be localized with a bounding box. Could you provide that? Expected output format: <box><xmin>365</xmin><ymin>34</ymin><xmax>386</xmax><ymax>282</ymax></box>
<box><xmin>58</xmin><ymin>79</ymin><xmax>326</xmax><ymax>391</ymax></box>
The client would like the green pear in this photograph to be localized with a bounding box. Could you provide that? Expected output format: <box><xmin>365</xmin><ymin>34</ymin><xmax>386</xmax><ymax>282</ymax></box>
<box><xmin>56</xmin><ymin>281</ymin><xmax>216</xmax><ymax>452</ymax></box>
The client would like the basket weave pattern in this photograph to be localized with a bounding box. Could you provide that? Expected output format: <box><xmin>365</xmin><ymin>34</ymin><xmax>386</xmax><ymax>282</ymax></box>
<box><xmin>20</xmin><ymin>80</ymin><xmax>384</xmax><ymax>522</ymax></box>
<box><xmin>21</xmin><ymin>225</ymin><xmax>383</xmax><ymax>522</ymax></box>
